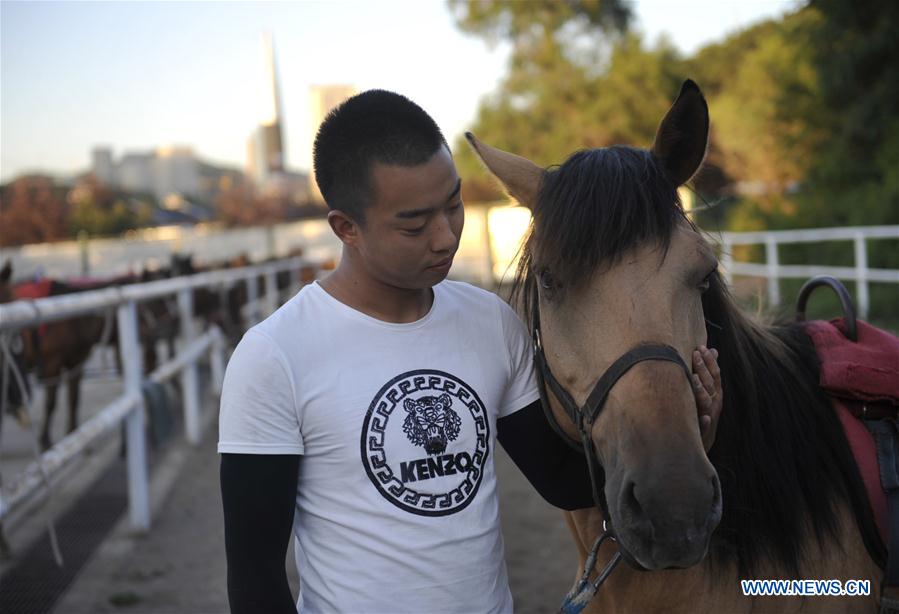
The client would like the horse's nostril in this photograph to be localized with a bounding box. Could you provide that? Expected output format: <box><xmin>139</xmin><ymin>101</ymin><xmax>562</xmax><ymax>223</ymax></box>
<box><xmin>621</xmin><ymin>480</ymin><xmax>643</xmax><ymax>521</ymax></box>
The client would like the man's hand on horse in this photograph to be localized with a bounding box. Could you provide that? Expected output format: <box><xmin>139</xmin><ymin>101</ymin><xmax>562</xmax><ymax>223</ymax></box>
<box><xmin>692</xmin><ymin>346</ymin><xmax>722</xmax><ymax>452</ymax></box>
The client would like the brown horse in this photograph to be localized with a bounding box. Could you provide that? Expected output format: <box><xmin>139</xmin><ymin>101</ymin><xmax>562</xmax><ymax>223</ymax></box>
<box><xmin>0</xmin><ymin>262</ymin><xmax>109</xmax><ymax>450</ymax></box>
<box><xmin>468</xmin><ymin>81</ymin><xmax>882</xmax><ymax>611</ymax></box>
<box><xmin>0</xmin><ymin>262</ymin><xmax>30</xmax><ymax>425</ymax></box>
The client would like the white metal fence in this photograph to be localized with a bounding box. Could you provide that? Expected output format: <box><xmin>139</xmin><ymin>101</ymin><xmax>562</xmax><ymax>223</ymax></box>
<box><xmin>0</xmin><ymin>224</ymin><xmax>896</xmax><ymax>533</ymax></box>
<box><xmin>0</xmin><ymin>256</ymin><xmax>315</xmax><ymax>531</ymax></box>
<box><xmin>0</xmin><ymin>220</ymin><xmax>340</xmax><ymax>281</ymax></box>
<box><xmin>715</xmin><ymin>225</ymin><xmax>899</xmax><ymax>318</ymax></box>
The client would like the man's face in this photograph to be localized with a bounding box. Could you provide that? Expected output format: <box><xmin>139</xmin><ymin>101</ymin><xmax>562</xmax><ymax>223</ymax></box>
<box><xmin>354</xmin><ymin>146</ymin><xmax>464</xmax><ymax>290</ymax></box>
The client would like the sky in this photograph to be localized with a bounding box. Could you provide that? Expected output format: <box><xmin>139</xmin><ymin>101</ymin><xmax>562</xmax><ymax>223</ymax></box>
<box><xmin>0</xmin><ymin>0</ymin><xmax>800</xmax><ymax>182</ymax></box>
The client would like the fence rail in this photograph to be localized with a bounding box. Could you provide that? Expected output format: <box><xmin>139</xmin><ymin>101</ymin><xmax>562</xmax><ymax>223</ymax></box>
<box><xmin>0</xmin><ymin>256</ymin><xmax>316</xmax><ymax>531</ymax></box>
<box><xmin>714</xmin><ymin>225</ymin><xmax>899</xmax><ymax>317</ymax></box>
<box><xmin>1</xmin><ymin>225</ymin><xmax>896</xmax><ymax>527</ymax></box>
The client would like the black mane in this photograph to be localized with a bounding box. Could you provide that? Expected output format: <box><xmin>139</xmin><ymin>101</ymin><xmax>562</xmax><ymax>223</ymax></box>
<box><xmin>512</xmin><ymin>146</ymin><xmax>685</xmax><ymax>315</ymax></box>
<box><xmin>703</xmin><ymin>277</ymin><xmax>881</xmax><ymax>576</ymax></box>
<box><xmin>513</xmin><ymin>145</ymin><xmax>881</xmax><ymax>576</ymax></box>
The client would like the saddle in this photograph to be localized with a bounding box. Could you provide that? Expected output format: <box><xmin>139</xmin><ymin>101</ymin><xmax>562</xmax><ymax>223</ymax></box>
<box><xmin>13</xmin><ymin>278</ymin><xmax>55</xmax><ymax>338</ymax></box>
<box><xmin>803</xmin><ymin>311</ymin><xmax>899</xmax><ymax>612</ymax></box>
<box><xmin>805</xmin><ymin>318</ymin><xmax>899</xmax><ymax>542</ymax></box>
<box><xmin>13</xmin><ymin>278</ymin><xmax>54</xmax><ymax>300</ymax></box>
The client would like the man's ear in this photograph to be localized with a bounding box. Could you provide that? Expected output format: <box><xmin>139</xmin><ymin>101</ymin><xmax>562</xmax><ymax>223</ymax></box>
<box><xmin>327</xmin><ymin>209</ymin><xmax>362</xmax><ymax>246</ymax></box>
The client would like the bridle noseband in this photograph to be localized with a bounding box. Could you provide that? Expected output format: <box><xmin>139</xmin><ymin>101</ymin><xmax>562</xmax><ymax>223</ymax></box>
<box><xmin>530</xmin><ymin>285</ymin><xmax>694</xmax><ymax>612</ymax></box>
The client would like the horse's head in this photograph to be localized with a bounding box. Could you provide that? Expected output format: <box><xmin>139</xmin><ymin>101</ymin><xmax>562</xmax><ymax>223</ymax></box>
<box><xmin>171</xmin><ymin>253</ymin><xmax>196</xmax><ymax>277</ymax></box>
<box><xmin>469</xmin><ymin>81</ymin><xmax>722</xmax><ymax>570</ymax></box>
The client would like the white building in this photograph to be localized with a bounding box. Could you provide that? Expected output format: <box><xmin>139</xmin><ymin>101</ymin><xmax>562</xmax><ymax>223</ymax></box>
<box><xmin>91</xmin><ymin>147</ymin><xmax>116</xmax><ymax>185</ymax></box>
<box><xmin>92</xmin><ymin>146</ymin><xmax>201</xmax><ymax>201</ymax></box>
<box><xmin>308</xmin><ymin>84</ymin><xmax>357</xmax><ymax>202</ymax></box>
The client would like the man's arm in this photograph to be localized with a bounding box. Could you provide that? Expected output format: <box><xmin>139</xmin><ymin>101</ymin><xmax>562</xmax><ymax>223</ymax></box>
<box><xmin>221</xmin><ymin>453</ymin><xmax>300</xmax><ymax>614</ymax></box>
<box><xmin>497</xmin><ymin>401</ymin><xmax>595</xmax><ymax>510</ymax></box>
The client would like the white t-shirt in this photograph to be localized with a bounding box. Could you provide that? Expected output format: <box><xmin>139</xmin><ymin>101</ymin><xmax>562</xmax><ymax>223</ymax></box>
<box><xmin>218</xmin><ymin>280</ymin><xmax>540</xmax><ymax>613</ymax></box>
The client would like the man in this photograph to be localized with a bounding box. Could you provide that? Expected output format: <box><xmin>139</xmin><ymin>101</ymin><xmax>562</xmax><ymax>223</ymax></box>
<box><xmin>219</xmin><ymin>90</ymin><xmax>722</xmax><ymax>613</ymax></box>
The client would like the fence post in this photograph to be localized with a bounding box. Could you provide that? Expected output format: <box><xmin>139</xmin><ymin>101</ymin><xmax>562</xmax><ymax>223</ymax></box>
<box><xmin>210</xmin><ymin>326</ymin><xmax>225</xmax><ymax>395</ymax></box>
<box><xmin>721</xmin><ymin>235</ymin><xmax>733</xmax><ymax>285</ymax></box>
<box><xmin>246</xmin><ymin>273</ymin><xmax>260</xmax><ymax>327</ymax></box>
<box><xmin>117</xmin><ymin>299</ymin><xmax>150</xmax><ymax>531</ymax></box>
<box><xmin>178</xmin><ymin>287</ymin><xmax>202</xmax><ymax>445</ymax></box>
<box><xmin>264</xmin><ymin>268</ymin><xmax>278</xmax><ymax>316</ymax></box>
<box><xmin>765</xmin><ymin>235</ymin><xmax>780</xmax><ymax>308</ymax></box>
<box><xmin>854</xmin><ymin>230</ymin><xmax>870</xmax><ymax>320</ymax></box>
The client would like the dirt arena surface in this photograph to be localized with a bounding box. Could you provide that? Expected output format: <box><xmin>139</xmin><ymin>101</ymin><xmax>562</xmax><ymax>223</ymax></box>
<box><xmin>29</xmin><ymin>400</ymin><xmax>578</xmax><ymax>614</ymax></box>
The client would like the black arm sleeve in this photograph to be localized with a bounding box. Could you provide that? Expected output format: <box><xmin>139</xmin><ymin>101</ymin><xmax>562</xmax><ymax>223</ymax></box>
<box><xmin>497</xmin><ymin>400</ymin><xmax>595</xmax><ymax>511</ymax></box>
<box><xmin>221</xmin><ymin>453</ymin><xmax>300</xmax><ymax>614</ymax></box>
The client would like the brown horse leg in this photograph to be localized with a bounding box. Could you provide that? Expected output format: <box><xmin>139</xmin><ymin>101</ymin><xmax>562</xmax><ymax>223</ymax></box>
<box><xmin>144</xmin><ymin>339</ymin><xmax>157</xmax><ymax>375</ymax></box>
<box><xmin>66</xmin><ymin>370</ymin><xmax>81</xmax><ymax>435</ymax></box>
<box><xmin>40</xmin><ymin>381</ymin><xmax>58</xmax><ymax>451</ymax></box>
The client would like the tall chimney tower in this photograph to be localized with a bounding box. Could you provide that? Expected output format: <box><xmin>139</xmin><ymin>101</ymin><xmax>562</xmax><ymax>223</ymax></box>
<box><xmin>248</xmin><ymin>32</ymin><xmax>286</xmax><ymax>187</ymax></box>
<box><xmin>260</xmin><ymin>32</ymin><xmax>285</xmax><ymax>174</ymax></box>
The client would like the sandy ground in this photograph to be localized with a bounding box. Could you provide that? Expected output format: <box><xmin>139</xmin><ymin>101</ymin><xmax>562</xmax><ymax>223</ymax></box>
<box><xmin>41</xmin><ymin>407</ymin><xmax>578</xmax><ymax>614</ymax></box>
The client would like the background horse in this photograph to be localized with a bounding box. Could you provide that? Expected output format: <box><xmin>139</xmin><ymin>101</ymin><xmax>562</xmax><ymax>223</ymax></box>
<box><xmin>468</xmin><ymin>80</ymin><xmax>882</xmax><ymax>611</ymax></box>
<box><xmin>1</xmin><ymin>262</ymin><xmax>110</xmax><ymax>450</ymax></box>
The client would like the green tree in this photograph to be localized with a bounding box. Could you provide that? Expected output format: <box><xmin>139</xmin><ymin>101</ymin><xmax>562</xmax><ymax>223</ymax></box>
<box><xmin>67</xmin><ymin>177</ymin><xmax>148</xmax><ymax>237</ymax></box>
<box><xmin>449</xmin><ymin>1</ymin><xmax>694</xmax><ymax>198</ymax></box>
<box><xmin>449</xmin><ymin>0</ymin><xmax>630</xmax><ymax>46</ymax></box>
<box><xmin>690</xmin><ymin>11</ymin><xmax>825</xmax><ymax>204</ymax></box>
<box><xmin>452</xmin><ymin>0</ymin><xmax>898</xmax><ymax>236</ymax></box>
<box><xmin>802</xmin><ymin>0</ymin><xmax>899</xmax><ymax>227</ymax></box>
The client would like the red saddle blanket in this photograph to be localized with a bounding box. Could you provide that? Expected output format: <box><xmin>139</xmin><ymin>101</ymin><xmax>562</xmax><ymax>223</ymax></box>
<box><xmin>13</xmin><ymin>278</ymin><xmax>54</xmax><ymax>300</ymax></box>
<box><xmin>805</xmin><ymin>318</ymin><xmax>899</xmax><ymax>545</ymax></box>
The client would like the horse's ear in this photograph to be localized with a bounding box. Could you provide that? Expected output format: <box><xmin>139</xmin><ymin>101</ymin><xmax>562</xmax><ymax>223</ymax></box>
<box><xmin>1</xmin><ymin>260</ymin><xmax>11</xmax><ymax>283</ymax></box>
<box><xmin>464</xmin><ymin>132</ymin><xmax>544</xmax><ymax>210</ymax></box>
<box><xmin>651</xmin><ymin>79</ymin><xmax>709</xmax><ymax>186</ymax></box>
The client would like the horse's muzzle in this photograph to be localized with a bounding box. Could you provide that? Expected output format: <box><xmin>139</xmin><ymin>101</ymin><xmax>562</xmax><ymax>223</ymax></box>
<box><xmin>611</xmin><ymin>470</ymin><xmax>722</xmax><ymax>570</ymax></box>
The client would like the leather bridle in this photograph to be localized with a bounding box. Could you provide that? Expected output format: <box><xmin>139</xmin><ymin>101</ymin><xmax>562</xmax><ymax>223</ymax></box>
<box><xmin>530</xmin><ymin>284</ymin><xmax>694</xmax><ymax>612</ymax></box>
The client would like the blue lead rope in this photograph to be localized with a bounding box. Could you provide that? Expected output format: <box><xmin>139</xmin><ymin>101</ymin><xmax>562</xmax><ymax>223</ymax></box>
<box><xmin>559</xmin><ymin>530</ymin><xmax>623</xmax><ymax>614</ymax></box>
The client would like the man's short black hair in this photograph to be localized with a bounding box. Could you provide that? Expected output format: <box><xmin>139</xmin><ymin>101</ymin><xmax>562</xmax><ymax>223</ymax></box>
<box><xmin>313</xmin><ymin>89</ymin><xmax>448</xmax><ymax>224</ymax></box>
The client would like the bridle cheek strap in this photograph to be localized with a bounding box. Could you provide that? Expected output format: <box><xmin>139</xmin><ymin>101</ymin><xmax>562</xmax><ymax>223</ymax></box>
<box><xmin>530</xmin><ymin>290</ymin><xmax>694</xmax><ymax>517</ymax></box>
<box><xmin>529</xmin><ymin>288</ymin><xmax>695</xmax><ymax>608</ymax></box>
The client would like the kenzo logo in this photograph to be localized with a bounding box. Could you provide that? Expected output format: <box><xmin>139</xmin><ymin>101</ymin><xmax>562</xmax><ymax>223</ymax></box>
<box><xmin>402</xmin><ymin>394</ymin><xmax>462</xmax><ymax>455</ymax></box>
<box><xmin>361</xmin><ymin>370</ymin><xmax>490</xmax><ymax>516</ymax></box>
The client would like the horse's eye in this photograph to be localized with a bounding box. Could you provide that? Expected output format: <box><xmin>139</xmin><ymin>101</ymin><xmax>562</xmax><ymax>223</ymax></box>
<box><xmin>699</xmin><ymin>271</ymin><xmax>715</xmax><ymax>293</ymax></box>
<box><xmin>539</xmin><ymin>269</ymin><xmax>555</xmax><ymax>290</ymax></box>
